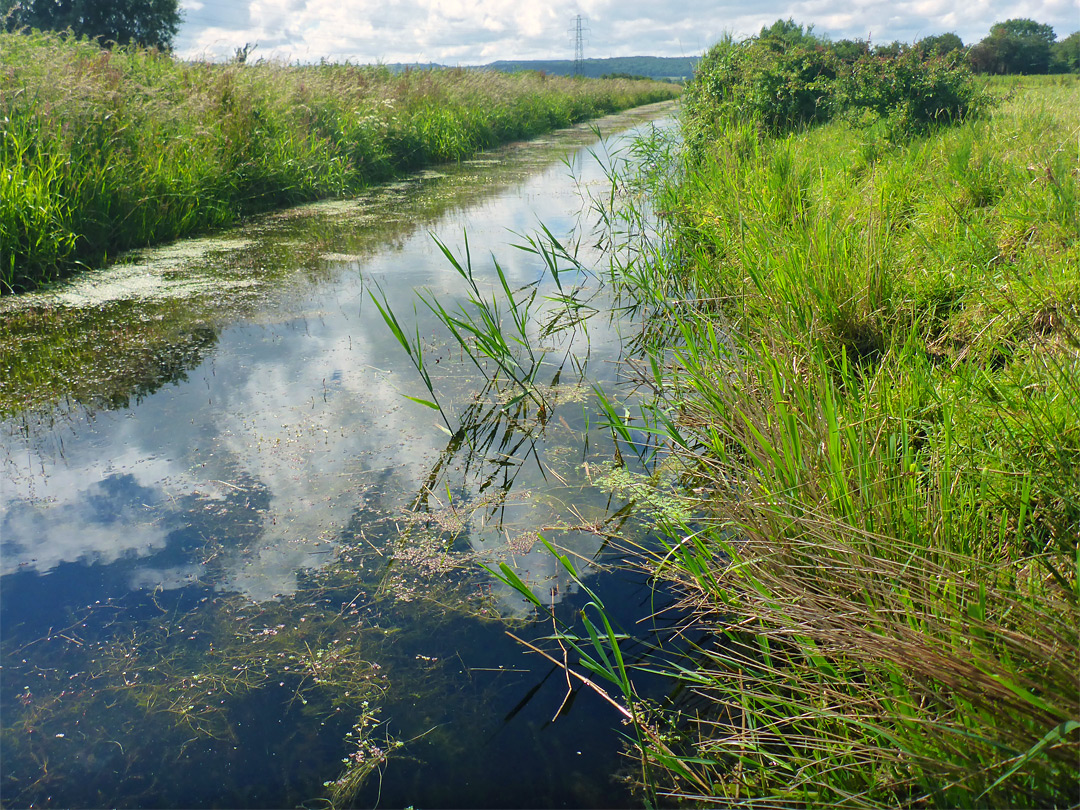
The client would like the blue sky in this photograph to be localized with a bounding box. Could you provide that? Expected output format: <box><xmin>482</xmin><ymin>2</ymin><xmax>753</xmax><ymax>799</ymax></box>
<box><xmin>175</xmin><ymin>0</ymin><xmax>1080</xmax><ymax>64</ymax></box>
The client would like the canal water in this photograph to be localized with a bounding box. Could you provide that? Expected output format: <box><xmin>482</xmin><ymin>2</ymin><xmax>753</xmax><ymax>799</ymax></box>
<box><xmin>0</xmin><ymin>102</ymin><xmax>680</xmax><ymax>808</ymax></box>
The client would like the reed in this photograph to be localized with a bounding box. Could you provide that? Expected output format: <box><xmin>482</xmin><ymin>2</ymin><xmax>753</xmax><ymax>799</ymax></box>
<box><xmin>596</xmin><ymin>73</ymin><xmax>1080</xmax><ymax>807</ymax></box>
<box><xmin>0</xmin><ymin>29</ymin><xmax>677</xmax><ymax>292</ymax></box>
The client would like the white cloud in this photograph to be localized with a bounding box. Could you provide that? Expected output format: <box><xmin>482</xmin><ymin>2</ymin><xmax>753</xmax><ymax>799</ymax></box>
<box><xmin>175</xmin><ymin>0</ymin><xmax>1080</xmax><ymax>63</ymax></box>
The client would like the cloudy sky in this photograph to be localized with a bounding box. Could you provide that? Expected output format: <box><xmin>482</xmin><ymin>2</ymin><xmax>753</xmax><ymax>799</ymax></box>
<box><xmin>174</xmin><ymin>0</ymin><xmax>1080</xmax><ymax>64</ymax></box>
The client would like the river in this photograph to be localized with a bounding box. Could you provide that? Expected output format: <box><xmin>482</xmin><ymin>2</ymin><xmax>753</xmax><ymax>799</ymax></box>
<box><xmin>0</xmin><ymin>101</ymin><xmax>680</xmax><ymax>808</ymax></box>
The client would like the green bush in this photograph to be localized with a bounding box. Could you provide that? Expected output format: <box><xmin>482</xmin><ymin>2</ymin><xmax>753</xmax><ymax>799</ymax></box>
<box><xmin>682</xmin><ymin>36</ymin><xmax>838</xmax><ymax>142</ymax></box>
<box><xmin>684</xmin><ymin>27</ymin><xmax>987</xmax><ymax>146</ymax></box>
<box><xmin>838</xmin><ymin>48</ymin><xmax>989</xmax><ymax>135</ymax></box>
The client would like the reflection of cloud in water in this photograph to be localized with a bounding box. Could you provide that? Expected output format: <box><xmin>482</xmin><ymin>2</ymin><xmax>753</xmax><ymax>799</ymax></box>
<box><xmin>0</xmin><ymin>298</ymin><xmax>455</xmax><ymax>600</ymax></box>
<box><xmin>1</xmin><ymin>116</ymin><xmax>664</xmax><ymax>605</ymax></box>
<box><xmin>208</xmin><ymin>315</ymin><xmax>447</xmax><ymax>600</ymax></box>
<box><xmin>129</xmin><ymin>563</ymin><xmax>205</xmax><ymax>590</ymax></box>
<box><xmin>0</xmin><ymin>445</ymin><xmax>184</xmax><ymax>576</ymax></box>
<box><xmin>1</xmin><ymin>493</ymin><xmax>171</xmax><ymax>576</ymax></box>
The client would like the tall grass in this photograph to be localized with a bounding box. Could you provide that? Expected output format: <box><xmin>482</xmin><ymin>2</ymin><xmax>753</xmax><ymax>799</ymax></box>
<box><xmin>366</xmin><ymin>57</ymin><xmax>1077</xmax><ymax>803</ymax></box>
<box><xmin>598</xmin><ymin>74</ymin><xmax>1080</xmax><ymax>807</ymax></box>
<box><xmin>0</xmin><ymin>30</ymin><xmax>677</xmax><ymax>292</ymax></box>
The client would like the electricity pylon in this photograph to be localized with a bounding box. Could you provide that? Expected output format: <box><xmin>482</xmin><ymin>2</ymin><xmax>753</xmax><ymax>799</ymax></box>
<box><xmin>570</xmin><ymin>15</ymin><xmax>588</xmax><ymax>76</ymax></box>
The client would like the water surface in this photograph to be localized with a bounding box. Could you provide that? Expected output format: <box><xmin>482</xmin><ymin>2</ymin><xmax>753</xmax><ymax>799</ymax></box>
<box><xmin>0</xmin><ymin>102</ymin><xmax>680</xmax><ymax>808</ymax></box>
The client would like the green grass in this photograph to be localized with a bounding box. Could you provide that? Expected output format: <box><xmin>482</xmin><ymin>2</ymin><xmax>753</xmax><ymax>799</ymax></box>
<box><xmin>577</xmin><ymin>74</ymin><xmax>1080</xmax><ymax>807</ymax></box>
<box><xmin>0</xmin><ymin>30</ymin><xmax>678</xmax><ymax>293</ymax></box>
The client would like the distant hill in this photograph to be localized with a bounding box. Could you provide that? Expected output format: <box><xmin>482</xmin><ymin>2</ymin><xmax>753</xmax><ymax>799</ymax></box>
<box><xmin>484</xmin><ymin>56</ymin><xmax>699</xmax><ymax>81</ymax></box>
<box><xmin>386</xmin><ymin>56</ymin><xmax>699</xmax><ymax>82</ymax></box>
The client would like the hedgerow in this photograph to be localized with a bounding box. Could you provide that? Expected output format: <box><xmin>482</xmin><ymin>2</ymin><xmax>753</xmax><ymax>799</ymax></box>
<box><xmin>683</xmin><ymin>28</ymin><xmax>989</xmax><ymax>149</ymax></box>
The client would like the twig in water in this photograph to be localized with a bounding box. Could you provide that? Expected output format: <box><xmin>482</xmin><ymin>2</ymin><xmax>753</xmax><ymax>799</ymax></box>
<box><xmin>504</xmin><ymin>631</ymin><xmax>631</xmax><ymax>720</ymax></box>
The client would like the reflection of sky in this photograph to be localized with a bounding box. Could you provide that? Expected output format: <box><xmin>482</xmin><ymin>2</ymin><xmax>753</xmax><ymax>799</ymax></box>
<box><xmin>1</xmin><ymin>114</ymin><xmax>672</xmax><ymax>607</ymax></box>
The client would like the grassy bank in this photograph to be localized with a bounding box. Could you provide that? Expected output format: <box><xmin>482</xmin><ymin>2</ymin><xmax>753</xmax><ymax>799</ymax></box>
<box><xmin>0</xmin><ymin>30</ymin><xmax>677</xmax><ymax>293</ymax></box>
<box><xmin>587</xmin><ymin>72</ymin><xmax>1079</xmax><ymax>806</ymax></box>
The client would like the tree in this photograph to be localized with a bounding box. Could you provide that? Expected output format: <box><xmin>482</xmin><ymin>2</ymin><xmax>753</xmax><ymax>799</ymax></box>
<box><xmin>830</xmin><ymin>38</ymin><xmax>870</xmax><ymax>63</ymax></box>
<box><xmin>2</xmin><ymin>0</ymin><xmax>182</xmax><ymax>50</ymax></box>
<box><xmin>968</xmin><ymin>18</ymin><xmax>1055</xmax><ymax>74</ymax></box>
<box><xmin>872</xmin><ymin>40</ymin><xmax>906</xmax><ymax>58</ymax></box>
<box><xmin>992</xmin><ymin>18</ymin><xmax>1055</xmax><ymax>44</ymax></box>
<box><xmin>757</xmin><ymin>19</ymin><xmax>824</xmax><ymax>52</ymax></box>
<box><xmin>1051</xmin><ymin>31</ymin><xmax>1080</xmax><ymax>73</ymax></box>
<box><xmin>915</xmin><ymin>33</ymin><xmax>964</xmax><ymax>57</ymax></box>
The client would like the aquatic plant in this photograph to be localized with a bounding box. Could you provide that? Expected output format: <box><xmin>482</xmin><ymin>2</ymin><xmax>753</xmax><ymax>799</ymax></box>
<box><xmin>324</xmin><ymin>703</ymin><xmax>403</xmax><ymax>808</ymax></box>
<box><xmin>0</xmin><ymin>588</ymin><xmax>393</xmax><ymax>806</ymax></box>
<box><xmin>0</xmin><ymin>298</ymin><xmax>221</xmax><ymax>418</ymax></box>
<box><xmin>376</xmin><ymin>223</ymin><xmax>610</xmax><ymax>430</ymax></box>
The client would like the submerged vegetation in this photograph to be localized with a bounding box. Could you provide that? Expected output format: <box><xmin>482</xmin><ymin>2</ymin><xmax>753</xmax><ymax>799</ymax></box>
<box><xmin>0</xmin><ymin>492</ymin><xmax>492</xmax><ymax>807</ymax></box>
<box><xmin>0</xmin><ymin>29</ymin><xmax>677</xmax><ymax>293</ymax></box>
<box><xmin>381</xmin><ymin>31</ymin><xmax>1078</xmax><ymax>807</ymax></box>
<box><xmin>3</xmin><ymin>12</ymin><xmax>1078</xmax><ymax>806</ymax></box>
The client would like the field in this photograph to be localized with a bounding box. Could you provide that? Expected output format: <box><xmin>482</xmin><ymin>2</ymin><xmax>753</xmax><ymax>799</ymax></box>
<box><xmin>0</xmin><ymin>30</ymin><xmax>677</xmax><ymax>292</ymax></box>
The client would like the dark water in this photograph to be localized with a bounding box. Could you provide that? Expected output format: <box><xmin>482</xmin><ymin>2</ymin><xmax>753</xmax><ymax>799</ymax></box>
<box><xmin>0</xmin><ymin>103</ymin><xmax>681</xmax><ymax>808</ymax></box>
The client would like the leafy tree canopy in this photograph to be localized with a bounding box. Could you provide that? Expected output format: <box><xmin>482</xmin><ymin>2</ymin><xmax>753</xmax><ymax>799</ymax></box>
<box><xmin>831</xmin><ymin>38</ymin><xmax>870</xmax><ymax>63</ymax></box>
<box><xmin>2</xmin><ymin>0</ymin><xmax>181</xmax><ymax>49</ymax></box>
<box><xmin>916</xmin><ymin>33</ymin><xmax>964</xmax><ymax>56</ymax></box>
<box><xmin>969</xmin><ymin>18</ymin><xmax>1055</xmax><ymax>74</ymax></box>
<box><xmin>1051</xmin><ymin>31</ymin><xmax>1080</xmax><ymax>73</ymax></box>
<box><xmin>873</xmin><ymin>40</ymin><xmax>906</xmax><ymax>57</ymax></box>
<box><xmin>990</xmin><ymin>18</ymin><xmax>1055</xmax><ymax>45</ymax></box>
<box><xmin>757</xmin><ymin>18</ymin><xmax>824</xmax><ymax>51</ymax></box>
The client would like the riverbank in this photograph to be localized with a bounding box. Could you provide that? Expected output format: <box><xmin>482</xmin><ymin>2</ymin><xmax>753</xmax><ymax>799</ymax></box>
<box><xmin>603</xmin><ymin>72</ymin><xmax>1079</xmax><ymax>806</ymax></box>
<box><xmin>0</xmin><ymin>30</ymin><xmax>678</xmax><ymax>293</ymax></box>
<box><xmin>0</xmin><ymin>101</ymin><xmax>675</xmax><ymax>422</ymax></box>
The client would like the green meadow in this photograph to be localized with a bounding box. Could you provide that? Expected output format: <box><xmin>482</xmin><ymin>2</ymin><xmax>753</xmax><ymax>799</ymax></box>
<box><xmin>0</xmin><ymin>30</ymin><xmax>677</xmax><ymax>292</ymax></box>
